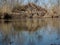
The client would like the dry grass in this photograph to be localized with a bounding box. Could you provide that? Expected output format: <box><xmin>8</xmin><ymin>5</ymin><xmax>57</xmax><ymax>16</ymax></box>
<box><xmin>44</xmin><ymin>6</ymin><xmax>60</xmax><ymax>18</ymax></box>
<box><xmin>0</xmin><ymin>4</ymin><xmax>12</xmax><ymax>14</ymax></box>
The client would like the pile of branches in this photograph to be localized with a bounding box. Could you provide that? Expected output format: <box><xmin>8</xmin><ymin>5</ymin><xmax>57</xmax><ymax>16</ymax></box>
<box><xmin>12</xmin><ymin>3</ymin><xmax>47</xmax><ymax>18</ymax></box>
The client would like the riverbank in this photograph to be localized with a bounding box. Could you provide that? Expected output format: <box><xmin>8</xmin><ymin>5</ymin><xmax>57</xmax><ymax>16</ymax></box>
<box><xmin>0</xmin><ymin>3</ymin><xmax>60</xmax><ymax>19</ymax></box>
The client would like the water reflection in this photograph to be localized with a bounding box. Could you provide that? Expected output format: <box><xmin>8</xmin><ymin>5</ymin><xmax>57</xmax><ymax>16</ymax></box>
<box><xmin>0</xmin><ymin>18</ymin><xmax>60</xmax><ymax>45</ymax></box>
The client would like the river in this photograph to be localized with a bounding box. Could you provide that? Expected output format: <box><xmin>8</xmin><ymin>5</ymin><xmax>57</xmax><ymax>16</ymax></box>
<box><xmin>0</xmin><ymin>18</ymin><xmax>60</xmax><ymax>45</ymax></box>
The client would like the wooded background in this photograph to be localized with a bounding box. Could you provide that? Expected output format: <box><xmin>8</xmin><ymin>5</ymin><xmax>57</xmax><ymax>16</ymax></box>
<box><xmin>0</xmin><ymin>0</ymin><xmax>60</xmax><ymax>9</ymax></box>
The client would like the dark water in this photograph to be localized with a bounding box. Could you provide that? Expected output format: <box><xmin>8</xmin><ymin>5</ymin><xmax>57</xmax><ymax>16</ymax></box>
<box><xmin>0</xmin><ymin>18</ymin><xmax>60</xmax><ymax>45</ymax></box>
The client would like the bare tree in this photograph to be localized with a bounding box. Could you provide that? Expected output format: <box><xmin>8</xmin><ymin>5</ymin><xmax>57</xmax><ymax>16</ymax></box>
<box><xmin>58</xmin><ymin>0</ymin><xmax>60</xmax><ymax>7</ymax></box>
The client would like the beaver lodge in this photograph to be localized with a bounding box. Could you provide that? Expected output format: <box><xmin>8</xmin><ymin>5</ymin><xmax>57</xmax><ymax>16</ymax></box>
<box><xmin>12</xmin><ymin>3</ymin><xmax>47</xmax><ymax>19</ymax></box>
<box><xmin>0</xmin><ymin>3</ymin><xmax>59</xmax><ymax>19</ymax></box>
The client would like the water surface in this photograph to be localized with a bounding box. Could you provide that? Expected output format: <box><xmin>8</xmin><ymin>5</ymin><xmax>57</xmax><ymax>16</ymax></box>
<box><xmin>0</xmin><ymin>18</ymin><xmax>60</xmax><ymax>45</ymax></box>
